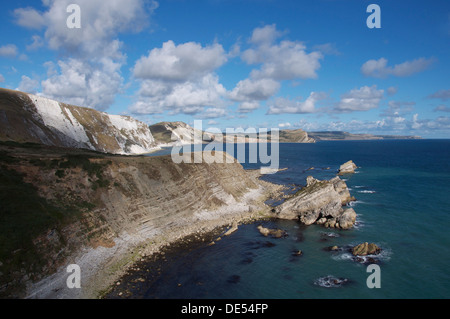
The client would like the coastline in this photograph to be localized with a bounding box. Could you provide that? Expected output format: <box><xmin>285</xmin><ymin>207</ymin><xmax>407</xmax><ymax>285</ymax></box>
<box><xmin>26</xmin><ymin>169</ymin><xmax>283</xmax><ymax>299</ymax></box>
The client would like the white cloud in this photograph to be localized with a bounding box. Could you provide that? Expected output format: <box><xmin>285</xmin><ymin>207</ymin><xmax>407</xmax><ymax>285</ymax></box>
<box><xmin>14</xmin><ymin>0</ymin><xmax>158</xmax><ymax>111</ymax></box>
<box><xmin>131</xmin><ymin>39</ymin><xmax>230</xmax><ymax>116</ymax></box>
<box><xmin>380</xmin><ymin>100</ymin><xmax>415</xmax><ymax>117</ymax></box>
<box><xmin>237</xmin><ymin>101</ymin><xmax>260</xmax><ymax>113</ymax></box>
<box><xmin>41</xmin><ymin>58</ymin><xmax>123</xmax><ymax>110</ymax></box>
<box><xmin>26</xmin><ymin>35</ymin><xmax>44</xmax><ymax>51</ymax></box>
<box><xmin>241</xmin><ymin>24</ymin><xmax>322</xmax><ymax>81</ymax></box>
<box><xmin>131</xmin><ymin>74</ymin><xmax>227</xmax><ymax>115</ymax></box>
<box><xmin>248</xmin><ymin>24</ymin><xmax>284</xmax><ymax>46</ymax></box>
<box><xmin>335</xmin><ymin>85</ymin><xmax>384</xmax><ymax>112</ymax></box>
<box><xmin>228</xmin><ymin>78</ymin><xmax>280</xmax><ymax>102</ymax></box>
<box><xmin>361</xmin><ymin>57</ymin><xmax>435</xmax><ymax>78</ymax></box>
<box><xmin>0</xmin><ymin>74</ymin><xmax>5</xmax><ymax>83</ymax></box>
<box><xmin>0</xmin><ymin>44</ymin><xmax>18</xmax><ymax>58</ymax></box>
<box><xmin>133</xmin><ymin>40</ymin><xmax>227</xmax><ymax>82</ymax></box>
<box><xmin>16</xmin><ymin>75</ymin><xmax>40</xmax><ymax>93</ymax></box>
<box><xmin>40</xmin><ymin>0</ymin><xmax>155</xmax><ymax>57</ymax></box>
<box><xmin>278</xmin><ymin>122</ymin><xmax>291</xmax><ymax>128</ymax></box>
<box><xmin>267</xmin><ymin>92</ymin><xmax>326</xmax><ymax>114</ymax></box>
<box><xmin>13</xmin><ymin>7</ymin><xmax>46</xmax><ymax>29</ymax></box>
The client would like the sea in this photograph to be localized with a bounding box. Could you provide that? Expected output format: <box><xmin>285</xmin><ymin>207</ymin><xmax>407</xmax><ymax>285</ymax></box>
<box><xmin>107</xmin><ymin>140</ymin><xmax>450</xmax><ymax>299</ymax></box>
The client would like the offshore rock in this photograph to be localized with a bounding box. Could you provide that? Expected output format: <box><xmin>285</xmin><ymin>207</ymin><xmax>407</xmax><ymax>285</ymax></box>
<box><xmin>257</xmin><ymin>225</ymin><xmax>287</xmax><ymax>238</ymax></box>
<box><xmin>338</xmin><ymin>160</ymin><xmax>357</xmax><ymax>175</ymax></box>
<box><xmin>273</xmin><ymin>176</ymin><xmax>356</xmax><ymax>229</ymax></box>
<box><xmin>352</xmin><ymin>242</ymin><xmax>381</xmax><ymax>256</ymax></box>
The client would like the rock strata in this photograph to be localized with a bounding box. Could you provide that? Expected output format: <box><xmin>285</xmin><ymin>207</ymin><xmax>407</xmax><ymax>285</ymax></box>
<box><xmin>338</xmin><ymin>160</ymin><xmax>357</xmax><ymax>175</ymax></box>
<box><xmin>273</xmin><ymin>176</ymin><xmax>356</xmax><ymax>229</ymax></box>
<box><xmin>352</xmin><ymin>242</ymin><xmax>381</xmax><ymax>256</ymax></box>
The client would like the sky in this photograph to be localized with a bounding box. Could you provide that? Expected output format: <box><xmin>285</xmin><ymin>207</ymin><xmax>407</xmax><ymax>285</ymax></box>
<box><xmin>0</xmin><ymin>0</ymin><xmax>449</xmax><ymax>138</ymax></box>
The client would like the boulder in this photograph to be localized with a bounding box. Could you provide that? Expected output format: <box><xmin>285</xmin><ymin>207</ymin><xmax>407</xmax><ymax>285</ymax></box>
<box><xmin>337</xmin><ymin>208</ymin><xmax>357</xmax><ymax>230</ymax></box>
<box><xmin>257</xmin><ymin>225</ymin><xmax>287</xmax><ymax>238</ymax></box>
<box><xmin>274</xmin><ymin>176</ymin><xmax>357</xmax><ymax>229</ymax></box>
<box><xmin>352</xmin><ymin>242</ymin><xmax>381</xmax><ymax>256</ymax></box>
<box><xmin>338</xmin><ymin>160</ymin><xmax>357</xmax><ymax>175</ymax></box>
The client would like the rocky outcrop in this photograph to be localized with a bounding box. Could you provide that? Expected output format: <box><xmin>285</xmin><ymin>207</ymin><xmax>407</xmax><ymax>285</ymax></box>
<box><xmin>257</xmin><ymin>225</ymin><xmax>288</xmax><ymax>238</ymax></box>
<box><xmin>0</xmin><ymin>88</ymin><xmax>158</xmax><ymax>155</ymax></box>
<box><xmin>0</xmin><ymin>143</ymin><xmax>277</xmax><ymax>298</ymax></box>
<box><xmin>352</xmin><ymin>242</ymin><xmax>381</xmax><ymax>256</ymax></box>
<box><xmin>273</xmin><ymin>176</ymin><xmax>356</xmax><ymax>229</ymax></box>
<box><xmin>149</xmin><ymin>121</ymin><xmax>214</xmax><ymax>146</ymax></box>
<box><xmin>338</xmin><ymin>160</ymin><xmax>357</xmax><ymax>175</ymax></box>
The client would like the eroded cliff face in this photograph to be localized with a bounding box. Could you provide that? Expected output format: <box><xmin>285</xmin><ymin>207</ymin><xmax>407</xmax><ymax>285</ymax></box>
<box><xmin>0</xmin><ymin>88</ymin><xmax>158</xmax><ymax>155</ymax></box>
<box><xmin>0</xmin><ymin>143</ymin><xmax>274</xmax><ymax>298</ymax></box>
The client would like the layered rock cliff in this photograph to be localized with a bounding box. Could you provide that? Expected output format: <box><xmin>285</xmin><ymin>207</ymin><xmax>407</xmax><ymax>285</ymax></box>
<box><xmin>0</xmin><ymin>142</ymin><xmax>275</xmax><ymax>298</ymax></box>
<box><xmin>0</xmin><ymin>88</ymin><xmax>158</xmax><ymax>155</ymax></box>
<box><xmin>273</xmin><ymin>175</ymin><xmax>356</xmax><ymax>229</ymax></box>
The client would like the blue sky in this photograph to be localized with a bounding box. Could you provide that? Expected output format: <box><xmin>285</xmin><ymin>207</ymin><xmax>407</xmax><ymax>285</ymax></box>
<box><xmin>0</xmin><ymin>0</ymin><xmax>449</xmax><ymax>137</ymax></box>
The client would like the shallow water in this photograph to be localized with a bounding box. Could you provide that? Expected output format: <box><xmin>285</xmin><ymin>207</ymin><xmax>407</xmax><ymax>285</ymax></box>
<box><xmin>111</xmin><ymin>140</ymin><xmax>450</xmax><ymax>299</ymax></box>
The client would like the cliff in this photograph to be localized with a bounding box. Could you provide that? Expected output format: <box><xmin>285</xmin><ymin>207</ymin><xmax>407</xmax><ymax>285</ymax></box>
<box><xmin>307</xmin><ymin>131</ymin><xmax>421</xmax><ymax>141</ymax></box>
<box><xmin>0</xmin><ymin>142</ymin><xmax>277</xmax><ymax>298</ymax></box>
<box><xmin>0</xmin><ymin>88</ymin><xmax>158</xmax><ymax>155</ymax></box>
<box><xmin>149</xmin><ymin>121</ymin><xmax>214</xmax><ymax>146</ymax></box>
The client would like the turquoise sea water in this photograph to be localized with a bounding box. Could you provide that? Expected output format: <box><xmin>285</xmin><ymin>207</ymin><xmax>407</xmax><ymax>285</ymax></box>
<box><xmin>115</xmin><ymin>140</ymin><xmax>450</xmax><ymax>299</ymax></box>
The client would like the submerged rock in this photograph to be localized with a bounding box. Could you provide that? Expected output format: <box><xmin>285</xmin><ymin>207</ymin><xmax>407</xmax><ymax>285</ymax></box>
<box><xmin>352</xmin><ymin>242</ymin><xmax>381</xmax><ymax>256</ymax></box>
<box><xmin>314</xmin><ymin>275</ymin><xmax>349</xmax><ymax>288</ymax></box>
<box><xmin>338</xmin><ymin>160</ymin><xmax>357</xmax><ymax>175</ymax></box>
<box><xmin>291</xmin><ymin>250</ymin><xmax>303</xmax><ymax>256</ymax></box>
<box><xmin>257</xmin><ymin>225</ymin><xmax>287</xmax><ymax>238</ymax></box>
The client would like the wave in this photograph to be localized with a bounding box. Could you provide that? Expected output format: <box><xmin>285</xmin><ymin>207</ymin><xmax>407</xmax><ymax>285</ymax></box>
<box><xmin>320</xmin><ymin>231</ymin><xmax>340</xmax><ymax>238</ymax></box>
<box><xmin>357</xmin><ymin>190</ymin><xmax>376</xmax><ymax>194</ymax></box>
<box><xmin>331</xmin><ymin>245</ymin><xmax>392</xmax><ymax>264</ymax></box>
<box><xmin>313</xmin><ymin>275</ymin><xmax>349</xmax><ymax>288</ymax></box>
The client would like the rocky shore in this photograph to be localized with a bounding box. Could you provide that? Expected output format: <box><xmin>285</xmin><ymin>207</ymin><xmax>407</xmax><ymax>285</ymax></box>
<box><xmin>1</xmin><ymin>142</ymin><xmax>361</xmax><ymax>299</ymax></box>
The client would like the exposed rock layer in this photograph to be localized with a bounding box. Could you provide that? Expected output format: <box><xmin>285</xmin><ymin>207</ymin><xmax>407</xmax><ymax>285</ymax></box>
<box><xmin>0</xmin><ymin>88</ymin><xmax>158</xmax><ymax>155</ymax></box>
<box><xmin>273</xmin><ymin>176</ymin><xmax>356</xmax><ymax>229</ymax></box>
<box><xmin>0</xmin><ymin>143</ymin><xmax>277</xmax><ymax>298</ymax></box>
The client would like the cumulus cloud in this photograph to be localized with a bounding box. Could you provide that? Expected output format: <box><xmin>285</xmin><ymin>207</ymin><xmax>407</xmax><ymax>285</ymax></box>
<box><xmin>14</xmin><ymin>0</ymin><xmax>158</xmax><ymax>111</ymax></box>
<box><xmin>278</xmin><ymin>122</ymin><xmax>291</xmax><ymax>128</ymax></box>
<box><xmin>17</xmin><ymin>75</ymin><xmax>40</xmax><ymax>93</ymax></box>
<box><xmin>13</xmin><ymin>7</ymin><xmax>46</xmax><ymax>29</ymax></box>
<box><xmin>267</xmin><ymin>92</ymin><xmax>326</xmax><ymax>114</ymax></box>
<box><xmin>130</xmin><ymin>73</ymin><xmax>227</xmax><ymax>116</ymax></box>
<box><xmin>228</xmin><ymin>78</ymin><xmax>280</xmax><ymax>102</ymax></box>
<box><xmin>26</xmin><ymin>35</ymin><xmax>44</xmax><ymax>51</ymax></box>
<box><xmin>133</xmin><ymin>41</ymin><xmax>227</xmax><ymax>82</ymax></box>
<box><xmin>361</xmin><ymin>57</ymin><xmax>435</xmax><ymax>78</ymax></box>
<box><xmin>237</xmin><ymin>101</ymin><xmax>261</xmax><ymax>114</ymax></box>
<box><xmin>130</xmin><ymin>38</ymin><xmax>230</xmax><ymax>116</ymax></box>
<box><xmin>0</xmin><ymin>44</ymin><xmax>18</xmax><ymax>58</ymax></box>
<box><xmin>242</xmin><ymin>25</ymin><xmax>322</xmax><ymax>81</ymax></box>
<box><xmin>380</xmin><ymin>100</ymin><xmax>415</xmax><ymax>117</ymax></box>
<box><xmin>41</xmin><ymin>58</ymin><xmax>123</xmax><ymax>110</ymax></box>
<box><xmin>335</xmin><ymin>85</ymin><xmax>384</xmax><ymax>112</ymax></box>
<box><xmin>226</xmin><ymin>24</ymin><xmax>323</xmax><ymax>114</ymax></box>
